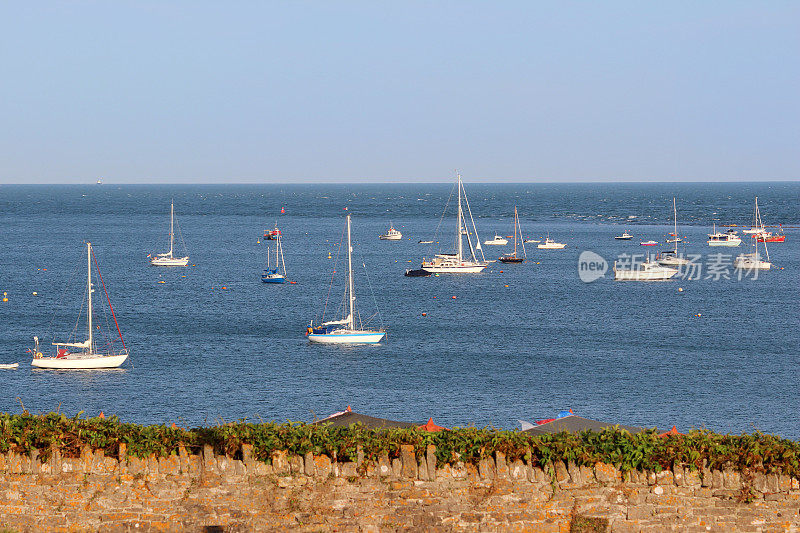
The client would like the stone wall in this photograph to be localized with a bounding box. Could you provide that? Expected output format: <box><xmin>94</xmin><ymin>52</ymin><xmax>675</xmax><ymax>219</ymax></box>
<box><xmin>1</xmin><ymin>444</ymin><xmax>799</xmax><ymax>532</ymax></box>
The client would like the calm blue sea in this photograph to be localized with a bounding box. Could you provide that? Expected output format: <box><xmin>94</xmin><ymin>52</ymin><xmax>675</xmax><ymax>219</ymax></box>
<box><xmin>0</xmin><ymin>183</ymin><xmax>798</xmax><ymax>437</ymax></box>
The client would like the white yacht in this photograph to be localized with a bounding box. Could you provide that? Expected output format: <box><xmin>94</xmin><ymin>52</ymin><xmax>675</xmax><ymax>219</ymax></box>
<box><xmin>614</xmin><ymin>259</ymin><xmax>678</xmax><ymax>281</ymax></box>
<box><xmin>615</xmin><ymin>232</ymin><xmax>633</xmax><ymax>240</ymax></box>
<box><xmin>537</xmin><ymin>236</ymin><xmax>566</xmax><ymax>249</ymax></box>
<box><xmin>151</xmin><ymin>200</ymin><xmax>190</xmax><ymax>266</ymax></box>
<box><xmin>379</xmin><ymin>222</ymin><xmax>403</xmax><ymax>240</ymax></box>
<box><xmin>484</xmin><ymin>234</ymin><xmax>508</xmax><ymax>245</ymax></box>
<box><xmin>420</xmin><ymin>174</ymin><xmax>488</xmax><ymax>274</ymax></box>
<box><xmin>31</xmin><ymin>242</ymin><xmax>129</xmax><ymax>369</ymax></box>
<box><xmin>707</xmin><ymin>224</ymin><xmax>741</xmax><ymax>247</ymax></box>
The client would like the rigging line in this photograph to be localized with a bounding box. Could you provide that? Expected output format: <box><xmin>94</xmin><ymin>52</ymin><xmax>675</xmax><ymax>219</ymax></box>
<box><xmin>41</xmin><ymin>259</ymin><xmax>83</xmax><ymax>340</ymax></box>
<box><xmin>431</xmin><ymin>183</ymin><xmax>456</xmax><ymax>253</ymax></box>
<box><xmin>319</xmin><ymin>221</ymin><xmax>346</xmax><ymax>323</ymax></box>
<box><xmin>461</xmin><ymin>185</ymin><xmax>485</xmax><ymax>262</ymax></box>
<box><xmin>361</xmin><ymin>260</ymin><xmax>383</xmax><ymax>329</ymax></box>
<box><xmin>91</xmin><ymin>248</ymin><xmax>126</xmax><ymax>350</ymax></box>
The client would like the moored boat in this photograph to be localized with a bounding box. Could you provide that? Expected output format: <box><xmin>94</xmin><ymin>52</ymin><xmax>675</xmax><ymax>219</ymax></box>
<box><xmin>499</xmin><ymin>206</ymin><xmax>527</xmax><ymax>263</ymax></box>
<box><xmin>379</xmin><ymin>222</ymin><xmax>403</xmax><ymax>240</ymax></box>
<box><xmin>707</xmin><ymin>224</ymin><xmax>741</xmax><ymax>247</ymax></box>
<box><xmin>614</xmin><ymin>259</ymin><xmax>678</xmax><ymax>281</ymax></box>
<box><xmin>150</xmin><ymin>200</ymin><xmax>190</xmax><ymax>266</ymax></box>
<box><xmin>615</xmin><ymin>232</ymin><xmax>633</xmax><ymax>240</ymax></box>
<box><xmin>31</xmin><ymin>242</ymin><xmax>129</xmax><ymax>369</ymax></box>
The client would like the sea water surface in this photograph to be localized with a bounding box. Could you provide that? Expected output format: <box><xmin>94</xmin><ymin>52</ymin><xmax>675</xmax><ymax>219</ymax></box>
<box><xmin>0</xmin><ymin>183</ymin><xmax>798</xmax><ymax>437</ymax></box>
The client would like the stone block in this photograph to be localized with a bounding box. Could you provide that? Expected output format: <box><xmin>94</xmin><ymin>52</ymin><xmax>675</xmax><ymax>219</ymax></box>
<box><xmin>158</xmin><ymin>454</ymin><xmax>181</xmax><ymax>477</ymax></box>
<box><xmin>684</xmin><ymin>468</ymin><xmax>701</xmax><ymax>488</ymax></box>
<box><xmin>314</xmin><ymin>454</ymin><xmax>332</xmax><ymax>478</ymax></box>
<box><xmin>426</xmin><ymin>445</ymin><xmax>437</xmax><ymax>481</ymax></box>
<box><xmin>551</xmin><ymin>460</ymin><xmax>568</xmax><ymax>484</ymax></box>
<box><xmin>626</xmin><ymin>504</ymin><xmax>653</xmax><ymax>520</ymax></box>
<box><xmin>271</xmin><ymin>450</ymin><xmax>289</xmax><ymax>475</ymax></box>
<box><xmin>722</xmin><ymin>468</ymin><xmax>741</xmax><ymax>490</ymax></box>
<box><xmin>672</xmin><ymin>464</ymin><xmax>684</xmax><ymax>486</ymax></box>
<box><xmin>400</xmin><ymin>445</ymin><xmax>417</xmax><ymax>479</ymax></box>
<box><xmin>509</xmin><ymin>460</ymin><xmax>526</xmax><ymax>481</ymax></box>
<box><xmin>595</xmin><ymin>462</ymin><xmax>617</xmax><ymax>484</ymax></box>
<box><xmin>765</xmin><ymin>473</ymin><xmax>779</xmax><ymax>493</ymax></box>
<box><xmin>495</xmin><ymin>451</ymin><xmax>508</xmax><ymax>479</ymax></box>
<box><xmin>655</xmin><ymin>469</ymin><xmax>673</xmax><ymax>486</ymax></box>
<box><xmin>288</xmin><ymin>454</ymin><xmax>304</xmax><ymax>475</ymax></box>
<box><xmin>377</xmin><ymin>453</ymin><xmax>391</xmax><ymax>477</ymax></box>
<box><xmin>392</xmin><ymin>457</ymin><xmax>402</xmax><ymax>477</ymax></box>
<box><xmin>567</xmin><ymin>461</ymin><xmax>582</xmax><ymax>485</ymax></box>
<box><xmin>304</xmin><ymin>452</ymin><xmax>315</xmax><ymax>477</ymax></box>
<box><xmin>417</xmin><ymin>455</ymin><xmax>428</xmax><ymax>481</ymax></box>
<box><xmin>753</xmin><ymin>472</ymin><xmax>767</xmax><ymax>492</ymax></box>
<box><xmin>339</xmin><ymin>461</ymin><xmax>357</xmax><ymax>478</ymax></box>
<box><xmin>202</xmin><ymin>444</ymin><xmax>217</xmax><ymax>474</ymax></box>
<box><xmin>478</xmin><ymin>457</ymin><xmax>495</xmax><ymax>480</ymax></box>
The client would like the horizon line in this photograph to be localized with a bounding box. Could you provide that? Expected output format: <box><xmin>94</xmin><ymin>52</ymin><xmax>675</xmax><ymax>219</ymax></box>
<box><xmin>2</xmin><ymin>179</ymin><xmax>799</xmax><ymax>186</ymax></box>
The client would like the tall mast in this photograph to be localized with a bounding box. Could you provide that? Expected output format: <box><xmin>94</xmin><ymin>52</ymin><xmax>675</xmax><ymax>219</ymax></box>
<box><xmin>456</xmin><ymin>174</ymin><xmax>463</xmax><ymax>262</ymax></box>
<box><xmin>673</xmin><ymin>197</ymin><xmax>678</xmax><ymax>254</ymax></box>
<box><xmin>347</xmin><ymin>214</ymin><xmax>355</xmax><ymax>330</ymax></box>
<box><xmin>513</xmin><ymin>206</ymin><xmax>518</xmax><ymax>256</ymax></box>
<box><xmin>169</xmin><ymin>200</ymin><xmax>175</xmax><ymax>257</ymax></box>
<box><xmin>87</xmin><ymin>242</ymin><xmax>93</xmax><ymax>353</ymax></box>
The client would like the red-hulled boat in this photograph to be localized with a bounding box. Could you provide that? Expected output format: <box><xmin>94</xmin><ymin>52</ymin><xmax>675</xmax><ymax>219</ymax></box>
<box><xmin>755</xmin><ymin>232</ymin><xmax>786</xmax><ymax>243</ymax></box>
<box><xmin>264</xmin><ymin>225</ymin><xmax>281</xmax><ymax>240</ymax></box>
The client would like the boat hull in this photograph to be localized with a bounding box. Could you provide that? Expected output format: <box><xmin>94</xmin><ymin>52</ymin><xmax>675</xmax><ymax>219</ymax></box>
<box><xmin>261</xmin><ymin>276</ymin><xmax>286</xmax><ymax>283</ymax></box>
<box><xmin>484</xmin><ymin>240</ymin><xmax>508</xmax><ymax>245</ymax></box>
<box><xmin>380</xmin><ymin>234</ymin><xmax>402</xmax><ymax>240</ymax></box>
<box><xmin>308</xmin><ymin>331</ymin><xmax>386</xmax><ymax>344</ymax></box>
<box><xmin>707</xmin><ymin>240</ymin><xmax>741</xmax><ymax>247</ymax></box>
<box><xmin>538</xmin><ymin>244</ymin><xmax>566</xmax><ymax>249</ymax></box>
<box><xmin>0</xmin><ymin>363</ymin><xmax>19</xmax><ymax>369</ymax></box>
<box><xmin>151</xmin><ymin>257</ymin><xmax>189</xmax><ymax>267</ymax></box>
<box><xmin>756</xmin><ymin>235</ymin><xmax>785</xmax><ymax>243</ymax></box>
<box><xmin>421</xmin><ymin>263</ymin><xmax>487</xmax><ymax>273</ymax></box>
<box><xmin>31</xmin><ymin>353</ymin><xmax>128</xmax><ymax>369</ymax></box>
<box><xmin>657</xmin><ymin>257</ymin><xmax>690</xmax><ymax>267</ymax></box>
<box><xmin>499</xmin><ymin>256</ymin><xmax>524</xmax><ymax>263</ymax></box>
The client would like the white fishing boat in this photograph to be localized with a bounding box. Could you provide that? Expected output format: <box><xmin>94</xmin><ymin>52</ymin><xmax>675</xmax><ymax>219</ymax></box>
<box><xmin>307</xmin><ymin>214</ymin><xmax>386</xmax><ymax>344</ymax></box>
<box><xmin>484</xmin><ymin>234</ymin><xmax>508</xmax><ymax>245</ymax></box>
<box><xmin>735</xmin><ymin>197</ymin><xmax>771</xmax><ymax>271</ymax></box>
<box><xmin>614</xmin><ymin>258</ymin><xmax>678</xmax><ymax>281</ymax></box>
<box><xmin>537</xmin><ymin>236</ymin><xmax>566</xmax><ymax>249</ymax></box>
<box><xmin>262</xmin><ymin>234</ymin><xmax>287</xmax><ymax>283</ymax></box>
<box><xmin>31</xmin><ymin>242</ymin><xmax>129</xmax><ymax>369</ymax></box>
<box><xmin>707</xmin><ymin>224</ymin><xmax>741</xmax><ymax>247</ymax></box>
<box><xmin>658</xmin><ymin>198</ymin><xmax>690</xmax><ymax>267</ymax></box>
<box><xmin>379</xmin><ymin>222</ymin><xmax>403</xmax><ymax>240</ymax></box>
<box><xmin>615</xmin><ymin>232</ymin><xmax>633</xmax><ymax>240</ymax></box>
<box><xmin>0</xmin><ymin>363</ymin><xmax>19</xmax><ymax>369</ymax></box>
<box><xmin>420</xmin><ymin>174</ymin><xmax>488</xmax><ymax>274</ymax></box>
<box><xmin>150</xmin><ymin>200</ymin><xmax>189</xmax><ymax>266</ymax></box>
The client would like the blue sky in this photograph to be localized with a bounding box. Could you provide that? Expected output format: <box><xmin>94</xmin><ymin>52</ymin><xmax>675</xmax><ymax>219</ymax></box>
<box><xmin>1</xmin><ymin>1</ymin><xmax>798</xmax><ymax>183</ymax></box>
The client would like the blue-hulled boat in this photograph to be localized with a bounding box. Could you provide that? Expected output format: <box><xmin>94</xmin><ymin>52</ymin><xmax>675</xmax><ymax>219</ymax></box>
<box><xmin>261</xmin><ymin>234</ymin><xmax>287</xmax><ymax>284</ymax></box>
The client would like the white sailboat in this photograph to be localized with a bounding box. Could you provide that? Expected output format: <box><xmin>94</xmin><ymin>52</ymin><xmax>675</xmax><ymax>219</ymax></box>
<box><xmin>420</xmin><ymin>174</ymin><xmax>488</xmax><ymax>274</ymax></box>
<box><xmin>658</xmin><ymin>197</ymin><xmax>690</xmax><ymax>267</ymax></box>
<box><xmin>735</xmin><ymin>197</ymin><xmax>771</xmax><ymax>271</ymax></box>
<box><xmin>31</xmin><ymin>243</ymin><xmax>129</xmax><ymax>369</ymax></box>
<box><xmin>307</xmin><ymin>214</ymin><xmax>386</xmax><ymax>344</ymax></box>
<box><xmin>150</xmin><ymin>200</ymin><xmax>189</xmax><ymax>266</ymax></box>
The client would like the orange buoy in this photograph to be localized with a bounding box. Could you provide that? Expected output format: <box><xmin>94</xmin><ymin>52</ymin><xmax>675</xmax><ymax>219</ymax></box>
<box><xmin>451</xmin><ymin>296</ymin><xmax>456</xmax><ymax>299</ymax></box>
<box><xmin>422</xmin><ymin>312</ymin><xmax>427</xmax><ymax>317</ymax></box>
<box><xmin>222</xmin><ymin>286</ymin><xmax>227</xmax><ymax>290</ymax></box>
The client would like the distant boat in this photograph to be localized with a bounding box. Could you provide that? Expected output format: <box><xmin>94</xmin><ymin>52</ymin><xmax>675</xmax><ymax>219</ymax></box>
<box><xmin>404</xmin><ymin>268</ymin><xmax>431</xmax><ymax>277</ymax></box>
<box><xmin>96</xmin><ymin>177</ymin><xmax>103</xmax><ymax>185</ymax></box>
<box><xmin>707</xmin><ymin>224</ymin><xmax>741</xmax><ymax>247</ymax></box>
<box><xmin>150</xmin><ymin>200</ymin><xmax>190</xmax><ymax>266</ymax></box>
<box><xmin>484</xmin><ymin>234</ymin><xmax>508</xmax><ymax>245</ymax></box>
<box><xmin>639</xmin><ymin>240</ymin><xmax>658</xmax><ymax>246</ymax></box>
<box><xmin>735</xmin><ymin>197</ymin><xmax>771</xmax><ymax>271</ymax></box>
<box><xmin>615</xmin><ymin>232</ymin><xmax>633</xmax><ymax>240</ymax></box>
<box><xmin>419</xmin><ymin>174</ymin><xmax>488</xmax><ymax>274</ymax></box>
<box><xmin>523</xmin><ymin>239</ymin><xmax>541</xmax><ymax>243</ymax></box>
<box><xmin>31</xmin><ymin>242</ymin><xmax>129</xmax><ymax>369</ymax></box>
<box><xmin>261</xmin><ymin>234</ymin><xmax>287</xmax><ymax>283</ymax></box>
<box><xmin>307</xmin><ymin>214</ymin><xmax>386</xmax><ymax>344</ymax></box>
<box><xmin>499</xmin><ymin>206</ymin><xmax>526</xmax><ymax>263</ymax></box>
<box><xmin>0</xmin><ymin>363</ymin><xmax>19</xmax><ymax>369</ymax></box>
<box><xmin>418</xmin><ymin>240</ymin><xmax>434</xmax><ymax>244</ymax></box>
<box><xmin>614</xmin><ymin>258</ymin><xmax>678</xmax><ymax>281</ymax></box>
<box><xmin>538</xmin><ymin>236</ymin><xmax>566</xmax><ymax>249</ymax></box>
<box><xmin>264</xmin><ymin>223</ymin><xmax>281</xmax><ymax>240</ymax></box>
<box><xmin>379</xmin><ymin>222</ymin><xmax>403</xmax><ymax>240</ymax></box>
<box><xmin>657</xmin><ymin>198</ymin><xmax>690</xmax><ymax>267</ymax></box>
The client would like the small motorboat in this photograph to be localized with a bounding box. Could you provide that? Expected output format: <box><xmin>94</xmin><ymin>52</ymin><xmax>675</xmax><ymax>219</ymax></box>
<box><xmin>639</xmin><ymin>240</ymin><xmax>658</xmax><ymax>246</ymax></box>
<box><xmin>484</xmin><ymin>234</ymin><xmax>508</xmax><ymax>245</ymax></box>
<box><xmin>379</xmin><ymin>222</ymin><xmax>403</xmax><ymax>240</ymax></box>
<box><xmin>418</xmin><ymin>240</ymin><xmax>434</xmax><ymax>244</ymax></box>
<box><xmin>524</xmin><ymin>239</ymin><xmax>540</xmax><ymax>243</ymax></box>
<box><xmin>404</xmin><ymin>268</ymin><xmax>431</xmax><ymax>277</ymax></box>
<box><xmin>754</xmin><ymin>232</ymin><xmax>785</xmax><ymax>243</ymax></box>
<box><xmin>0</xmin><ymin>363</ymin><xmax>19</xmax><ymax>369</ymax></box>
<box><xmin>614</xmin><ymin>259</ymin><xmax>678</xmax><ymax>281</ymax></box>
<box><xmin>615</xmin><ymin>232</ymin><xmax>633</xmax><ymax>240</ymax></box>
<box><xmin>537</xmin><ymin>237</ymin><xmax>566</xmax><ymax>249</ymax></box>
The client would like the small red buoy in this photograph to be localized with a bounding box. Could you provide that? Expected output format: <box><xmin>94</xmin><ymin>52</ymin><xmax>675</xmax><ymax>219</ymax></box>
<box><xmin>433</xmin><ymin>296</ymin><xmax>437</xmax><ymax>299</ymax></box>
<box><xmin>222</xmin><ymin>286</ymin><xmax>227</xmax><ymax>290</ymax></box>
<box><xmin>422</xmin><ymin>312</ymin><xmax>427</xmax><ymax>317</ymax></box>
<box><xmin>281</xmin><ymin>206</ymin><xmax>285</xmax><ymax>214</ymax></box>
<box><xmin>451</xmin><ymin>296</ymin><xmax>456</xmax><ymax>299</ymax></box>
<box><xmin>290</xmin><ymin>281</ymin><xmax>297</xmax><ymax>284</ymax></box>
<box><xmin>500</xmin><ymin>270</ymin><xmax>504</xmax><ymax>273</ymax></box>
